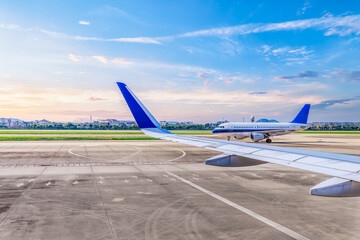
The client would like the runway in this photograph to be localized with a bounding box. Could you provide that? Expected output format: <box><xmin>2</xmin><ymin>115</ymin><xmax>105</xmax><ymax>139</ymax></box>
<box><xmin>0</xmin><ymin>134</ymin><xmax>360</xmax><ymax>239</ymax></box>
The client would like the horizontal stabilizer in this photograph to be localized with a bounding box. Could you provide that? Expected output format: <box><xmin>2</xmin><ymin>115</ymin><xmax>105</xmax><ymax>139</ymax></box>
<box><xmin>310</xmin><ymin>177</ymin><xmax>360</xmax><ymax>197</ymax></box>
<box><xmin>205</xmin><ymin>154</ymin><xmax>265</xmax><ymax>167</ymax></box>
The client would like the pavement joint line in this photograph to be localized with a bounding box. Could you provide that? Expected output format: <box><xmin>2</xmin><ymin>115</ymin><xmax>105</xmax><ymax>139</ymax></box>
<box><xmin>30</xmin><ymin>145</ymin><xmax>40</xmax><ymax>151</ymax></box>
<box><xmin>161</xmin><ymin>168</ymin><xmax>310</xmax><ymax>240</ymax></box>
<box><xmin>87</xmin><ymin>160</ymin><xmax>117</xmax><ymax>240</ymax></box>
<box><xmin>56</xmin><ymin>144</ymin><xmax>64</xmax><ymax>153</ymax></box>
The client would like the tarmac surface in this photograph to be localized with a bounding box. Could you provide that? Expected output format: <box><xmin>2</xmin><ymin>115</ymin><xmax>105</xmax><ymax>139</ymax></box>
<box><xmin>0</xmin><ymin>134</ymin><xmax>360</xmax><ymax>240</ymax></box>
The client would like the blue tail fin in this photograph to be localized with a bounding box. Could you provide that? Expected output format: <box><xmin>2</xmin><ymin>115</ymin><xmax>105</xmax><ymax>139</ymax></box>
<box><xmin>290</xmin><ymin>104</ymin><xmax>311</xmax><ymax>124</ymax></box>
<box><xmin>117</xmin><ymin>82</ymin><xmax>162</xmax><ymax>129</ymax></box>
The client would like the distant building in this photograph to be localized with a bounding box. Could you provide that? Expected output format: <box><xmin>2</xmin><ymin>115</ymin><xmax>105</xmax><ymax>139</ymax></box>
<box><xmin>0</xmin><ymin>118</ymin><xmax>23</xmax><ymax>128</ymax></box>
<box><xmin>217</xmin><ymin>120</ymin><xmax>229</xmax><ymax>125</ymax></box>
<box><xmin>166</xmin><ymin>121</ymin><xmax>180</xmax><ymax>125</ymax></box>
<box><xmin>122</xmin><ymin>121</ymin><xmax>136</xmax><ymax>126</ymax></box>
<box><xmin>181</xmin><ymin>121</ymin><xmax>194</xmax><ymax>125</ymax></box>
<box><xmin>0</xmin><ymin>118</ymin><xmax>6</xmax><ymax>125</ymax></box>
<box><xmin>256</xmin><ymin>119</ymin><xmax>279</xmax><ymax>123</ymax></box>
<box><xmin>312</xmin><ymin>122</ymin><xmax>360</xmax><ymax>127</ymax></box>
<box><xmin>107</xmin><ymin>119</ymin><xmax>121</xmax><ymax>125</ymax></box>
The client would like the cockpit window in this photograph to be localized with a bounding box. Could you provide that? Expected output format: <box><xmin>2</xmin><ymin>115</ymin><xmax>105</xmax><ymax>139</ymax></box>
<box><xmin>218</xmin><ymin>126</ymin><xmax>225</xmax><ymax>128</ymax></box>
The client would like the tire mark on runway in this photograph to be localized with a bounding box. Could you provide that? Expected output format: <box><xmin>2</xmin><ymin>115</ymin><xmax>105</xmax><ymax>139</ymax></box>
<box><xmin>67</xmin><ymin>144</ymin><xmax>117</xmax><ymax>238</ymax></box>
<box><xmin>191</xmin><ymin>208</ymin><xmax>205</xmax><ymax>240</ymax></box>
<box><xmin>0</xmin><ymin>166</ymin><xmax>47</xmax><ymax>226</ymax></box>
<box><xmin>127</xmin><ymin>163</ymin><xmax>189</xmax><ymax>240</ymax></box>
<box><xmin>144</xmin><ymin>198</ymin><xmax>185</xmax><ymax>240</ymax></box>
<box><xmin>184</xmin><ymin>208</ymin><xmax>204</xmax><ymax>240</ymax></box>
<box><xmin>158</xmin><ymin>166</ymin><xmax>310</xmax><ymax>240</ymax></box>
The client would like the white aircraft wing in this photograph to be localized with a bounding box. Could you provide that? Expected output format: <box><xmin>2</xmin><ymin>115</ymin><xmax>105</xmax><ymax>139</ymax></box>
<box><xmin>117</xmin><ymin>82</ymin><xmax>360</xmax><ymax>197</ymax></box>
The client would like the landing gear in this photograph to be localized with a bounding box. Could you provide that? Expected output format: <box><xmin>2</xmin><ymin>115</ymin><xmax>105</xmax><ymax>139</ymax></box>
<box><xmin>266</xmin><ymin>138</ymin><xmax>272</xmax><ymax>143</ymax></box>
<box><xmin>227</xmin><ymin>136</ymin><xmax>231</xmax><ymax>141</ymax></box>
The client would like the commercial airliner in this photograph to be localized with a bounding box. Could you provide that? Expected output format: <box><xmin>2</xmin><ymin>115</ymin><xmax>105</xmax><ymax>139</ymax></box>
<box><xmin>212</xmin><ymin>105</ymin><xmax>311</xmax><ymax>143</ymax></box>
<box><xmin>117</xmin><ymin>82</ymin><xmax>360</xmax><ymax>197</ymax></box>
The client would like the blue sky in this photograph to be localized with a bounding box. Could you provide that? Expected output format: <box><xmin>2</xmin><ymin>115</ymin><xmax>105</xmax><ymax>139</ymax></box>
<box><xmin>1</xmin><ymin>0</ymin><xmax>360</xmax><ymax>123</ymax></box>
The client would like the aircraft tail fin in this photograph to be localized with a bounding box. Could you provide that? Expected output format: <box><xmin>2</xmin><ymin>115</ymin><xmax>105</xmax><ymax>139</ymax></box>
<box><xmin>116</xmin><ymin>82</ymin><xmax>166</xmax><ymax>130</ymax></box>
<box><xmin>290</xmin><ymin>104</ymin><xmax>311</xmax><ymax>124</ymax></box>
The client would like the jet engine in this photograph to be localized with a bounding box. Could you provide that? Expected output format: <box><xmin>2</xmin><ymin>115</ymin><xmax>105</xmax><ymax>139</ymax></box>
<box><xmin>250</xmin><ymin>133</ymin><xmax>265</xmax><ymax>142</ymax></box>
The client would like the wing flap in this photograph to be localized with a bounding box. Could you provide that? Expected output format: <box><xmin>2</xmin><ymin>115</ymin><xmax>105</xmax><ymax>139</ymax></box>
<box><xmin>296</xmin><ymin>156</ymin><xmax>360</xmax><ymax>172</ymax></box>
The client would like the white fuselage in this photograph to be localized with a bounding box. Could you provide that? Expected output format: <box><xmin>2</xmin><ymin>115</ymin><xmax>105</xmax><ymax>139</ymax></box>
<box><xmin>212</xmin><ymin>122</ymin><xmax>310</xmax><ymax>141</ymax></box>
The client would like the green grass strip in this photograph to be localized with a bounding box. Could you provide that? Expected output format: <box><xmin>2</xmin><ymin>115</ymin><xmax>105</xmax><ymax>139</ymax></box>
<box><xmin>0</xmin><ymin>136</ymin><xmax>158</xmax><ymax>141</ymax></box>
<box><xmin>296</xmin><ymin>131</ymin><xmax>360</xmax><ymax>134</ymax></box>
<box><xmin>0</xmin><ymin>130</ymin><xmax>214</xmax><ymax>135</ymax></box>
<box><xmin>176</xmin><ymin>132</ymin><xmax>213</xmax><ymax>135</ymax></box>
<box><xmin>0</xmin><ymin>131</ymin><xmax>144</xmax><ymax>135</ymax></box>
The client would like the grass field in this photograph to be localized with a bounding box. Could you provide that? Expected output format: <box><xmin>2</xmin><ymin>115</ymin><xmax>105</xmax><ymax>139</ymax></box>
<box><xmin>0</xmin><ymin>130</ymin><xmax>212</xmax><ymax>140</ymax></box>
<box><xmin>0</xmin><ymin>130</ymin><xmax>358</xmax><ymax>141</ymax></box>
<box><xmin>0</xmin><ymin>130</ymin><xmax>144</xmax><ymax>135</ymax></box>
<box><xmin>0</xmin><ymin>130</ymin><xmax>213</xmax><ymax>135</ymax></box>
<box><xmin>0</xmin><ymin>136</ymin><xmax>157</xmax><ymax>141</ymax></box>
<box><xmin>171</xmin><ymin>130</ymin><xmax>212</xmax><ymax>135</ymax></box>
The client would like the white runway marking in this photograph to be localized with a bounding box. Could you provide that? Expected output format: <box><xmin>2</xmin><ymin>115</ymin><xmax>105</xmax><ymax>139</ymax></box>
<box><xmin>167</xmin><ymin>148</ymin><xmax>187</xmax><ymax>162</ymax></box>
<box><xmin>68</xmin><ymin>144</ymin><xmax>142</xmax><ymax>162</ymax></box>
<box><xmin>164</xmin><ymin>170</ymin><xmax>310</xmax><ymax>240</ymax></box>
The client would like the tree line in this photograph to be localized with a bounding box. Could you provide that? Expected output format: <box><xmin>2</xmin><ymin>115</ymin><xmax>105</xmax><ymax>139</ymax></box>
<box><xmin>0</xmin><ymin>123</ymin><xmax>215</xmax><ymax>130</ymax></box>
<box><xmin>1</xmin><ymin>122</ymin><xmax>359</xmax><ymax>131</ymax></box>
<box><xmin>310</xmin><ymin>125</ymin><xmax>360</xmax><ymax>131</ymax></box>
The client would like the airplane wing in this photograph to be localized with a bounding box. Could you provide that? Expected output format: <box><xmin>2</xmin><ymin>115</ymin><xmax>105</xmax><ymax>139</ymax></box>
<box><xmin>117</xmin><ymin>82</ymin><xmax>360</xmax><ymax>197</ymax></box>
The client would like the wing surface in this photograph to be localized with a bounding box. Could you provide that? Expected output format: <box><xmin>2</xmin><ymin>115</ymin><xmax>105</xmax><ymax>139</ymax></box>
<box><xmin>143</xmin><ymin>128</ymin><xmax>360</xmax><ymax>182</ymax></box>
<box><xmin>117</xmin><ymin>82</ymin><xmax>360</xmax><ymax>196</ymax></box>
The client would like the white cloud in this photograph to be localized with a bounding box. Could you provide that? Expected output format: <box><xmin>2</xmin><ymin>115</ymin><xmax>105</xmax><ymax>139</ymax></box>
<box><xmin>92</xmin><ymin>56</ymin><xmax>108</xmax><ymax>63</ymax></box>
<box><xmin>0</xmin><ymin>23</ymin><xmax>19</xmax><ymax>29</ymax></box>
<box><xmin>177</xmin><ymin>13</ymin><xmax>360</xmax><ymax>38</ymax></box>
<box><xmin>297</xmin><ymin>1</ymin><xmax>311</xmax><ymax>16</ymax></box>
<box><xmin>257</xmin><ymin>45</ymin><xmax>314</xmax><ymax>65</ymax></box>
<box><xmin>37</xmin><ymin>28</ymin><xmax>160</xmax><ymax>44</ymax></box>
<box><xmin>6</xmin><ymin>13</ymin><xmax>360</xmax><ymax>47</ymax></box>
<box><xmin>82</xmin><ymin>55</ymin><xmax>133</xmax><ymax>65</ymax></box>
<box><xmin>68</xmin><ymin>54</ymin><xmax>82</xmax><ymax>62</ymax></box>
<box><xmin>78</xmin><ymin>20</ymin><xmax>90</xmax><ymax>25</ymax></box>
<box><xmin>109</xmin><ymin>37</ymin><xmax>161</xmax><ymax>44</ymax></box>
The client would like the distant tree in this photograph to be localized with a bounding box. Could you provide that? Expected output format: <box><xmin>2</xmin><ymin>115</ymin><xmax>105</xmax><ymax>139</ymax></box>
<box><xmin>64</xmin><ymin>122</ymin><xmax>76</xmax><ymax>129</ymax></box>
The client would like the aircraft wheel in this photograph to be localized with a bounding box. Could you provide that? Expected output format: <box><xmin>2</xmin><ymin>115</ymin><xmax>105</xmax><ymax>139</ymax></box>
<box><xmin>266</xmin><ymin>138</ymin><xmax>272</xmax><ymax>143</ymax></box>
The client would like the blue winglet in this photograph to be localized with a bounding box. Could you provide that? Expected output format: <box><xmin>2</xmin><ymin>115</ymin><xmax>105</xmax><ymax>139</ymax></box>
<box><xmin>117</xmin><ymin>82</ymin><xmax>162</xmax><ymax>129</ymax></box>
<box><xmin>290</xmin><ymin>104</ymin><xmax>311</xmax><ymax>124</ymax></box>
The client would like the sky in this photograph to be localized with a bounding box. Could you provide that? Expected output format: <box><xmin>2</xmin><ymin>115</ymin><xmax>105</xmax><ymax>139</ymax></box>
<box><xmin>1</xmin><ymin>0</ymin><xmax>360</xmax><ymax>123</ymax></box>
